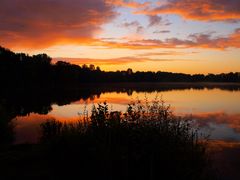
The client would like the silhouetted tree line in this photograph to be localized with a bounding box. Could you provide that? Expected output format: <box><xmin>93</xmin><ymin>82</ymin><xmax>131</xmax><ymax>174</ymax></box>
<box><xmin>1</xmin><ymin>46</ymin><xmax>240</xmax><ymax>88</ymax></box>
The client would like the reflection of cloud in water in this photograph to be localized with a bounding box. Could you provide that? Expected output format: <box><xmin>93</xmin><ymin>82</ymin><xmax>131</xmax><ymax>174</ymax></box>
<box><xmin>71</xmin><ymin>88</ymin><xmax>240</xmax><ymax>114</ymax></box>
<box><xmin>208</xmin><ymin>140</ymin><xmax>240</xmax><ymax>152</ymax></box>
<box><xmin>8</xmin><ymin>87</ymin><xmax>240</xmax><ymax>145</ymax></box>
<box><xmin>192</xmin><ymin>112</ymin><xmax>240</xmax><ymax>133</ymax></box>
<box><xmin>13</xmin><ymin>113</ymin><xmax>81</xmax><ymax>144</ymax></box>
<box><xmin>179</xmin><ymin>112</ymin><xmax>240</xmax><ymax>141</ymax></box>
<box><xmin>14</xmin><ymin>111</ymin><xmax>240</xmax><ymax>144</ymax></box>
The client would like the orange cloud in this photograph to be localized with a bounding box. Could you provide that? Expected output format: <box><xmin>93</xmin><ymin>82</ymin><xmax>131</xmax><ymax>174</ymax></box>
<box><xmin>0</xmin><ymin>0</ymin><xmax>116</xmax><ymax>48</ymax></box>
<box><xmin>99</xmin><ymin>29</ymin><xmax>240</xmax><ymax>50</ymax></box>
<box><xmin>106</xmin><ymin>0</ymin><xmax>149</xmax><ymax>8</ymax></box>
<box><xmin>137</xmin><ymin>51</ymin><xmax>193</xmax><ymax>57</ymax></box>
<box><xmin>139</xmin><ymin>0</ymin><xmax>240</xmax><ymax>22</ymax></box>
<box><xmin>53</xmin><ymin>56</ymin><xmax>184</xmax><ymax>66</ymax></box>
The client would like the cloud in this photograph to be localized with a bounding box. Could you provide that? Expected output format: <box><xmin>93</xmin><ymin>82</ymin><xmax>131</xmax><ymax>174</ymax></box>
<box><xmin>186</xmin><ymin>29</ymin><xmax>240</xmax><ymax>49</ymax></box>
<box><xmin>53</xmin><ymin>56</ymin><xmax>185</xmax><ymax>66</ymax></box>
<box><xmin>137</xmin><ymin>51</ymin><xmax>192</xmax><ymax>57</ymax></box>
<box><xmin>153</xmin><ymin>30</ymin><xmax>170</xmax><ymax>34</ymax></box>
<box><xmin>148</xmin><ymin>15</ymin><xmax>172</xmax><ymax>27</ymax></box>
<box><xmin>139</xmin><ymin>0</ymin><xmax>240</xmax><ymax>22</ymax></box>
<box><xmin>122</xmin><ymin>21</ymin><xmax>140</xmax><ymax>28</ymax></box>
<box><xmin>0</xmin><ymin>0</ymin><xmax>117</xmax><ymax>48</ymax></box>
<box><xmin>99</xmin><ymin>28</ymin><xmax>240</xmax><ymax>49</ymax></box>
<box><xmin>122</xmin><ymin>20</ymin><xmax>144</xmax><ymax>33</ymax></box>
<box><xmin>106</xmin><ymin>0</ymin><xmax>149</xmax><ymax>8</ymax></box>
<box><xmin>148</xmin><ymin>15</ymin><xmax>163</xmax><ymax>27</ymax></box>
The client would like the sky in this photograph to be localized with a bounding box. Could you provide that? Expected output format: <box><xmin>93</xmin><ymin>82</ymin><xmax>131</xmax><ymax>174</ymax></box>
<box><xmin>0</xmin><ymin>0</ymin><xmax>240</xmax><ymax>74</ymax></box>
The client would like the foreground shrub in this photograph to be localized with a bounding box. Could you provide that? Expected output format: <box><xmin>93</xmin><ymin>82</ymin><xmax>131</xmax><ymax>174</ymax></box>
<box><xmin>40</xmin><ymin>99</ymin><xmax>216</xmax><ymax>180</ymax></box>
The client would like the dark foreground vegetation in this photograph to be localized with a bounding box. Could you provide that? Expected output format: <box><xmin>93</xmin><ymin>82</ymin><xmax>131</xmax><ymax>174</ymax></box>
<box><xmin>1</xmin><ymin>46</ymin><xmax>239</xmax><ymax>88</ymax></box>
<box><xmin>0</xmin><ymin>100</ymin><xmax>217</xmax><ymax>180</ymax></box>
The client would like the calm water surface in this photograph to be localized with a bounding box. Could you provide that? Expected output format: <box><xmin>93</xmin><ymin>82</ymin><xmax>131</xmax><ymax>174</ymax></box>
<box><xmin>10</xmin><ymin>84</ymin><xmax>240</xmax><ymax>145</ymax></box>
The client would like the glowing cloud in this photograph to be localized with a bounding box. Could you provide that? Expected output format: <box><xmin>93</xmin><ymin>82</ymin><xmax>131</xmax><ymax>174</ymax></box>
<box><xmin>0</xmin><ymin>0</ymin><xmax>116</xmax><ymax>48</ymax></box>
<box><xmin>106</xmin><ymin>0</ymin><xmax>149</xmax><ymax>8</ymax></box>
<box><xmin>139</xmin><ymin>0</ymin><xmax>240</xmax><ymax>22</ymax></box>
<box><xmin>53</xmin><ymin>56</ymin><xmax>185</xmax><ymax>66</ymax></box>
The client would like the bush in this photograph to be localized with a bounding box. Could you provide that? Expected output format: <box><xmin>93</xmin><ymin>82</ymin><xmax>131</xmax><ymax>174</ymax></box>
<box><xmin>40</xmin><ymin>98</ymin><xmax>215</xmax><ymax>180</ymax></box>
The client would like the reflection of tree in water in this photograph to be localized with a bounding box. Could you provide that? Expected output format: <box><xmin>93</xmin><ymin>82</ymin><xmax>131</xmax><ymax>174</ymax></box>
<box><xmin>0</xmin><ymin>83</ymin><xmax>240</xmax><ymax>145</ymax></box>
<box><xmin>0</xmin><ymin>120</ymin><xmax>15</xmax><ymax>146</ymax></box>
<box><xmin>0</xmin><ymin>100</ymin><xmax>15</xmax><ymax>146</ymax></box>
<box><xmin>1</xmin><ymin>83</ymin><xmax>240</xmax><ymax>119</ymax></box>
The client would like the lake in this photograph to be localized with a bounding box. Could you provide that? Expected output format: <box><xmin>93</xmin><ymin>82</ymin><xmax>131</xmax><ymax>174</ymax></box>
<box><xmin>1</xmin><ymin>82</ymin><xmax>240</xmax><ymax>178</ymax></box>
<box><xmin>4</xmin><ymin>83</ymin><xmax>238</xmax><ymax>144</ymax></box>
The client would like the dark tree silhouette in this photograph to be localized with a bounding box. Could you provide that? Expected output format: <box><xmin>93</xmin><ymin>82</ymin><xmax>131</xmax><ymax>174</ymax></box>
<box><xmin>0</xmin><ymin>45</ymin><xmax>239</xmax><ymax>89</ymax></box>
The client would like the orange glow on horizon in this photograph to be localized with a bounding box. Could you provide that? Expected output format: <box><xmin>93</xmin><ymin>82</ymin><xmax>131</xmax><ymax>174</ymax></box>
<box><xmin>1</xmin><ymin>0</ymin><xmax>240</xmax><ymax>74</ymax></box>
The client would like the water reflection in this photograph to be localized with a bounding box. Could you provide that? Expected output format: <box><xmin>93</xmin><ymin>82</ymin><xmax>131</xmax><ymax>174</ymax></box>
<box><xmin>192</xmin><ymin>112</ymin><xmax>240</xmax><ymax>140</ymax></box>
<box><xmin>0</xmin><ymin>83</ymin><xmax>240</xmax><ymax>144</ymax></box>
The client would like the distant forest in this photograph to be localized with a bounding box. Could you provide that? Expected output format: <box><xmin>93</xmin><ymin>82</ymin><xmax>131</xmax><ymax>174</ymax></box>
<box><xmin>1</xmin><ymin>46</ymin><xmax>239</xmax><ymax>88</ymax></box>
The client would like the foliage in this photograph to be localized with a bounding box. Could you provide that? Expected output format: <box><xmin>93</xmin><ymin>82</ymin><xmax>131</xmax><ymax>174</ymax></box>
<box><xmin>39</xmin><ymin>99</ymin><xmax>216</xmax><ymax>180</ymax></box>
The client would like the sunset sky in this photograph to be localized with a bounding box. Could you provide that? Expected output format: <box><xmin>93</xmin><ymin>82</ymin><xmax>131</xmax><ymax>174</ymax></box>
<box><xmin>0</xmin><ymin>0</ymin><xmax>240</xmax><ymax>74</ymax></box>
